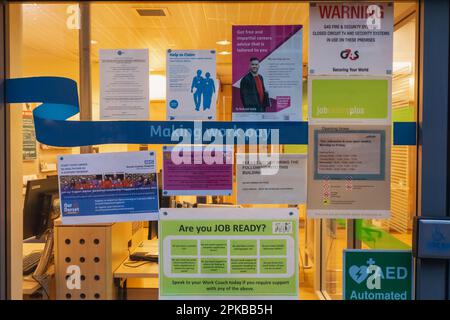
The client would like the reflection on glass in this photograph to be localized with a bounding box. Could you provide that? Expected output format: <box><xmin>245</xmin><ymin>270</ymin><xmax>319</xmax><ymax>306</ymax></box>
<box><xmin>358</xmin><ymin>17</ymin><xmax>417</xmax><ymax>251</ymax></box>
<box><xmin>298</xmin><ymin>204</ymin><xmax>316</xmax><ymax>300</ymax></box>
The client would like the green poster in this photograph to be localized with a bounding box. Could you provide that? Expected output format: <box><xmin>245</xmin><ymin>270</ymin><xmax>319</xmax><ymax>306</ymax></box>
<box><xmin>159</xmin><ymin>208</ymin><xmax>298</xmax><ymax>299</ymax></box>
<box><xmin>343</xmin><ymin>250</ymin><xmax>413</xmax><ymax>300</ymax></box>
<box><xmin>310</xmin><ymin>78</ymin><xmax>390</xmax><ymax>120</ymax></box>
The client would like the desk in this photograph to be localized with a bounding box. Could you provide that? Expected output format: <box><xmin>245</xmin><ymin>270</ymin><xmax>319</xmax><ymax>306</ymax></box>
<box><xmin>22</xmin><ymin>243</ymin><xmax>55</xmax><ymax>297</ymax></box>
<box><xmin>113</xmin><ymin>239</ymin><xmax>159</xmax><ymax>299</ymax></box>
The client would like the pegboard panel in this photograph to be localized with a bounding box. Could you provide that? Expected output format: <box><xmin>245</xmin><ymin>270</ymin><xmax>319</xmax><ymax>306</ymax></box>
<box><xmin>55</xmin><ymin>225</ymin><xmax>112</xmax><ymax>300</ymax></box>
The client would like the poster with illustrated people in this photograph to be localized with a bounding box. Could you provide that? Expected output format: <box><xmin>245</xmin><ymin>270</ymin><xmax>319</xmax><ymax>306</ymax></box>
<box><xmin>167</xmin><ymin>50</ymin><xmax>217</xmax><ymax>120</ymax></box>
<box><xmin>232</xmin><ymin>25</ymin><xmax>303</xmax><ymax>121</ymax></box>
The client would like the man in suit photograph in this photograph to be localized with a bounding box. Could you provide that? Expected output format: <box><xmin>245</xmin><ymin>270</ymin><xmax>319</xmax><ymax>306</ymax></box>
<box><xmin>239</xmin><ymin>57</ymin><xmax>270</xmax><ymax>112</ymax></box>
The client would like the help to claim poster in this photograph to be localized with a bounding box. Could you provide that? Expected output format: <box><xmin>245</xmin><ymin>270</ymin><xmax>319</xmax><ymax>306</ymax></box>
<box><xmin>232</xmin><ymin>25</ymin><xmax>303</xmax><ymax>122</ymax></box>
<box><xmin>167</xmin><ymin>50</ymin><xmax>217</xmax><ymax>120</ymax></box>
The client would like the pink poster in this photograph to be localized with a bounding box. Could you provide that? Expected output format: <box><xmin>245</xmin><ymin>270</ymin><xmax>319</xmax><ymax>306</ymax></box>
<box><xmin>232</xmin><ymin>25</ymin><xmax>303</xmax><ymax>121</ymax></box>
<box><xmin>162</xmin><ymin>146</ymin><xmax>233</xmax><ymax>196</ymax></box>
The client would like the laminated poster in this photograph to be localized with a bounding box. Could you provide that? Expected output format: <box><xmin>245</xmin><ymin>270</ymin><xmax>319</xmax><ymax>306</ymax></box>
<box><xmin>58</xmin><ymin>151</ymin><xmax>159</xmax><ymax>224</ymax></box>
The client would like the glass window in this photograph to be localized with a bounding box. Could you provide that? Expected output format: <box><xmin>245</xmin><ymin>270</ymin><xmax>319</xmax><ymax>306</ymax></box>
<box><xmin>7</xmin><ymin>1</ymin><xmax>419</xmax><ymax>301</ymax></box>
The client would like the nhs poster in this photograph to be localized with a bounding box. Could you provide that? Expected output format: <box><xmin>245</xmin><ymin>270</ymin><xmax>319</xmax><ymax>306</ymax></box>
<box><xmin>232</xmin><ymin>25</ymin><xmax>303</xmax><ymax>122</ymax></box>
<box><xmin>58</xmin><ymin>151</ymin><xmax>159</xmax><ymax>224</ymax></box>
<box><xmin>167</xmin><ymin>50</ymin><xmax>217</xmax><ymax>121</ymax></box>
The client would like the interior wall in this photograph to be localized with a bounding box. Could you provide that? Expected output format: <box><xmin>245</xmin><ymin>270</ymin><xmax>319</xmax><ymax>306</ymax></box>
<box><xmin>21</xmin><ymin>59</ymin><xmax>76</xmax><ymax>195</ymax></box>
<box><xmin>0</xmin><ymin>0</ymin><xmax>6</xmax><ymax>301</ymax></box>
<box><xmin>6</xmin><ymin>4</ymin><xmax>23</xmax><ymax>300</ymax></box>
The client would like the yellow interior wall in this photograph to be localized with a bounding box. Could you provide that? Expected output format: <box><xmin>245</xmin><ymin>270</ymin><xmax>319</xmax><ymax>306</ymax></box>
<box><xmin>7</xmin><ymin>4</ymin><xmax>24</xmax><ymax>300</ymax></box>
<box><xmin>21</xmin><ymin>40</ymin><xmax>80</xmax><ymax>180</ymax></box>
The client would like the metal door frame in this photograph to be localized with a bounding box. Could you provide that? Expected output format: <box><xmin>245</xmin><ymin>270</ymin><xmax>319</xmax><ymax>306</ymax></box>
<box><xmin>416</xmin><ymin>0</ymin><xmax>450</xmax><ymax>300</ymax></box>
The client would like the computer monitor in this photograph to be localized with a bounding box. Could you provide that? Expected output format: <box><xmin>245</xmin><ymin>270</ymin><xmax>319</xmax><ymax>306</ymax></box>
<box><xmin>147</xmin><ymin>171</ymin><xmax>168</xmax><ymax>240</ymax></box>
<box><xmin>23</xmin><ymin>176</ymin><xmax>59</xmax><ymax>241</ymax></box>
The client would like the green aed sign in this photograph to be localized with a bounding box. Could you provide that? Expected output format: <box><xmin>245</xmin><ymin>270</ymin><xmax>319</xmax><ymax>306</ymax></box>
<box><xmin>343</xmin><ymin>250</ymin><xmax>413</xmax><ymax>300</ymax></box>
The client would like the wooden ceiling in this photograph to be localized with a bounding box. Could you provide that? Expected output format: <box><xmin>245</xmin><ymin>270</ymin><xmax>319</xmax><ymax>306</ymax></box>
<box><xmin>20</xmin><ymin>1</ymin><xmax>416</xmax><ymax>84</ymax></box>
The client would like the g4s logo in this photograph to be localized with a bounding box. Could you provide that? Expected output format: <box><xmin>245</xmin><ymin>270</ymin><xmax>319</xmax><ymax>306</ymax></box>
<box><xmin>340</xmin><ymin>49</ymin><xmax>360</xmax><ymax>60</ymax></box>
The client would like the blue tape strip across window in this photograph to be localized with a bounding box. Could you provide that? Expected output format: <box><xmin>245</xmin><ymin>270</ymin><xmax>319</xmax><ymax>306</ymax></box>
<box><xmin>5</xmin><ymin>76</ymin><xmax>417</xmax><ymax>147</ymax></box>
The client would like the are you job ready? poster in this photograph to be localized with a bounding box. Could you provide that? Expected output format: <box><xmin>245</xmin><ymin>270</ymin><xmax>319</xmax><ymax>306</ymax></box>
<box><xmin>159</xmin><ymin>208</ymin><xmax>299</xmax><ymax>300</ymax></box>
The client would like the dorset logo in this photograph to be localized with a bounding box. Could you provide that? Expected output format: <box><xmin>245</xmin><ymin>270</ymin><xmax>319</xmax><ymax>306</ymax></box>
<box><xmin>345</xmin><ymin>250</ymin><xmax>412</xmax><ymax>300</ymax></box>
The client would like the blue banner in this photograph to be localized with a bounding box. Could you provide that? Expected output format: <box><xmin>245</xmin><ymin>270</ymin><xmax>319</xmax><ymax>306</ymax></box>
<box><xmin>5</xmin><ymin>76</ymin><xmax>416</xmax><ymax>147</ymax></box>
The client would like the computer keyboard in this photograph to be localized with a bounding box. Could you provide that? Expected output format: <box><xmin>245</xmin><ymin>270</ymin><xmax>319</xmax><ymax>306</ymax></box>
<box><xmin>23</xmin><ymin>251</ymin><xmax>42</xmax><ymax>275</ymax></box>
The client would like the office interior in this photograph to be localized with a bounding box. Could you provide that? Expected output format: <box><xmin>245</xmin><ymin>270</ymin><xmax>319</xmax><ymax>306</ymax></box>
<box><xmin>5</xmin><ymin>1</ymin><xmax>418</xmax><ymax>300</ymax></box>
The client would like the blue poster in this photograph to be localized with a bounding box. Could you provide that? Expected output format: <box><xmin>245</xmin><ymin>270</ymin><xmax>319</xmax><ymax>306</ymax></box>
<box><xmin>58</xmin><ymin>151</ymin><xmax>159</xmax><ymax>224</ymax></box>
<box><xmin>166</xmin><ymin>49</ymin><xmax>217</xmax><ymax>121</ymax></box>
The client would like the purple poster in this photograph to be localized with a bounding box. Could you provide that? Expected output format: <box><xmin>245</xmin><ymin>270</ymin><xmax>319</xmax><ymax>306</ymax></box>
<box><xmin>232</xmin><ymin>25</ymin><xmax>303</xmax><ymax>122</ymax></box>
<box><xmin>162</xmin><ymin>146</ymin><xmax>233</xmax><ymax>196</ymax></box>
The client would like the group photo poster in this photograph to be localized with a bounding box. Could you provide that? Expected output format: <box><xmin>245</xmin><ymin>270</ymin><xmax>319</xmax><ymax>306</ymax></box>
<box><xmin>162</xmin><ymin>146</ymin><xmax>233</xmax><ymax>196</ymax></box>
<box><xmin>58</xmin><ymin>151</ymin><xmax>159</xmax><ymax>224</ymax></box>
<box><xmin>309</xmin><ymin>2</ymin><xmax>393</xmax><ymax>76</ymax></box>
<box><xmin>167</xmin><ymin>49</ymin><xmax>217</xmax><ymax>121</ymax></box>
<box><xmin>307</xmin><ymin>124</ymin><xmax>391</xmax><ymax>219</ymax></box>
<box><xmin>308</xmin><ymin>75</ymin><xmax>391</xmax><ymax>124</ymax></box>
<box><xmin>100</xmin><ymin>49</ymin><xmax>149</xmax><ymax>120</ymax></box>
<box><xmin>159</xmin><ymin>208</ymin><xmax>299</xmax><ymax>300</ymax></box>
<box><xmin>232</xmin><ymin>25</ymin><xmax>303</xmax><ymax>122</ymax></box>
<box><xmin>236</xmin><ymin>153</ymin><xmax>307</xmax><ymax>205</ymax></box>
